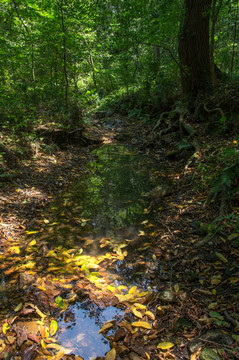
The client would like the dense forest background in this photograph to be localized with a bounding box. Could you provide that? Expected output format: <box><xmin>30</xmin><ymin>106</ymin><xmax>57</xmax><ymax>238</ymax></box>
<box><xmin>0</xmin><ymin>0</ymin><xmax>238</xmax><ymax>122</ymax></box>
<box><xmin>0</xmin><ymin>0</ymin><xmax>239</xmax><ymax>216</ymax></box>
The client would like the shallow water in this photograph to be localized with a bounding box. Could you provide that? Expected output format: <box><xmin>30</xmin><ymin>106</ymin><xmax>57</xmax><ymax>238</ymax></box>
<box><xmin>39</xmin><ymin>144</ymin><xmax>164</xmax><ymax>251</ymax></box>
<box><xmin>57</xmin><ymin>301</ymin><xmax>123</xmax><ymax>359</ymax></box>
<box><xmin>36</xmin><ymin>143</ymin><xmax>169</xmax><ymax>358</ymax></box>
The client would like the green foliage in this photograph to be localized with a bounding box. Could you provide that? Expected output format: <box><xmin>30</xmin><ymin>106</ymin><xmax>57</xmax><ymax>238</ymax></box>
<box><xmin>211</xmin><ymin>146</ymin><xmax>239</xmax><ymax>197</ymax></box>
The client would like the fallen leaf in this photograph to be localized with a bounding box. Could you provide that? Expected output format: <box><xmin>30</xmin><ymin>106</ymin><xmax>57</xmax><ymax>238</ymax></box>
<box><xmin>131</xmin><ymin>321</ymin><xmax>152</xmax><ymax>329</ymax></box>
<box><xmin>49</xmin><ymin>320</ymin><xmax>58</xmax><ymax>336</ymax></box>
<box><xmin>14</xmin><ymin>303</ymin><xmax>23</xmax><ymax>312</ymax></box>
<box><xmin>215</xmin><ymin>252</ymin><xmax>228</xmax><ymax>263</ymax></box>
<box><xmin>145</xmin><ymin>311</ymin><xmax>155</xmax><ymax>321</ymax></box>
<box><xmin>2</xmin><ymin>323</ymin><xmax>10</xmax><ymax>334</ymax></box>
<box><xmin>133</xmin><ymin>303</ymin><xmax>147</xmax><ymax>310</ymax></box>
<box><xmin>190</xmin><ymin>347</ymin><xmax>201</xmax><ymax>360</ymax></box>
<box><xmin>99</xmin><ymin>322</ymin><xmax>114</xmax><ymax>333</ymax></box>
<box><xmin>157</xmin><ymin>342</ymin><xmax>175</xmax><ymax>350</ymax></box>
<box><xmin>105</xmin><ymin>348</ymin><xmax>116</xmax><ymax>360</ymax></box>
<box><xmin>131</xmin><ymin>307</ymin><xmax>143</xmax><ymax>319</ymax></box>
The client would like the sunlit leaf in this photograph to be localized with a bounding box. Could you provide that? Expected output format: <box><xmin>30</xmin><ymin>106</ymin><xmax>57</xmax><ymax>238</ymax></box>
<box><xmin>105</xmin><ymin>348</ymin><xmax>116</xmax><ymax>360</ymax></box>
<box><xmin>131</xmin><ymin>321</ymin><xmax>152</xmax><ymax>329</ymax></box>
<box><xmin>99</xmin><ymin>322</ymin><xmax>113</xmax><ymax>333</ymax></box>
<box><xmin>134</xmin><ymin>303</ymin><xmax>147</xmax><ymax>310</ymax></box>
<box><xmin>41</xmin><ymin>339</ymin><xmax>46</xmax><ymax>348</ymax></box>
<box><xmin>157</xmin><ymin>342</ymin><xmax>175</xmax><ymax>349</ymax></box>
<box><xmin>23</xmin><ymin>261</ymin><xmax>36</xmax><ymax>269</ymax></box>
<box><xmin>115</xmin><ymin>293</ymin><xmax>134</xmax><ymax>302</ymax></box>
<box><xmin>29</xmin><ymin>240</ymin><xmax>36</xmax><ymax>246</ymax></box>
<box><xmin>55</xmin><ymin>296</ymin><xmax>66</xmax><ymax>310</ymax></box>
<box><xmin>128</xmin><ymin>286</ymin><xmax>137</xmax><ymax>294</ymax></box>
<box><xmin>145</xmin><ymin>311</ymin><xmax>155</xmax><ymax>320</ymax></box>
<box><xmin>190</xmin><ymin>347</ymin><xmax>201</xmax><ymax>360</ymax></box>
<box><xmin>49</xmin><ymin>320</ymin><xmax>58</xmax><ymax>336</ymax></box>
<box><xmin>107</xmin><ymin>285</ymin><xmax>116</xmax><ymax>293</ymax></box>
<box><xmin>9</xmin><ymin>246</ymin><xmax>20</xmax><ymax>254</ymax></box>
<box><xmin>131</xmin><ymin>307</ymin><xmax>143</xmax><ymax>319</ymax></box>
<box><xmin>2</xmin><ymin>323</ymin><xmax>10</xmax><ymax>334</ymax></box>
<box><xmin>174</xmin><ymin>284</ymin><xmax>179</xmax><ymax>293</ymax></box>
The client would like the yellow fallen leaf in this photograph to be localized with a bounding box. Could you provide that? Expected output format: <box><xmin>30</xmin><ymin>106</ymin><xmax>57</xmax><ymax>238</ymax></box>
<box><xmin>134</xmin><ymin>303</ymin><xmax>147</xmax><ymax>310</ymax></box>
<box><xmin>9</xmin><ymin>246</ymin><xmax>20</xmax><ymax>254</ymax></box>
<box><xmin>29</xmin><ymin>240</ymin><xmax>36</xmax><ymax>246</ymax></box>
<box><xmin>105</xmin><ymin>348</ymin><xmax>116</xmax><ymax>360</ymax></box>
<box><xmin>128</xmin><ymin>286</ymin><xmax>137</xmax><ymax>294</ymax></box>
<box><xmin>14</xmin><ymin>302</ymin><xmax>23</xmax><ymax>312</ymax></box>
<box><xmin>146</xmin><ymin>352</ymin><xmax>150</xmax><ymax>360</ymax></box>
<box><xmin>157</xmin><ymin>342</ymin><xmax>175</xmax><ymax>350</ymax></box>
<box><xmin>49</xmin><ymin>320</ymin><xmax>58</xmax><ymax>336</ymax></box>
<box><xmin>190</xmin><ymin>347</ymin><xmax>201</xmax><ymax>360</ymax></box>
<box><xmin>99</xmin><ymin>322</ymin><xmax>113</xmax><ymax>333</ymax></box>
<box><xmin>107</xmin><ymin>285</ymin><xmax>116</xmax><ymax>293</ymax></box>
<box><xmin>131</xmin><ymin>321</ymin><xmax>152</xmax><ymax>329</ymax></box>
<box><xmin>3</xmin><ymin>323</ymin><xmax>10</xmax><ymax>334</ymax></box>
<box><xmin>131</xmin><ymin>307</ymin><xmax>143</xmax><ymax>319</ymax></box>
<box><xmin>174</xmin><ymin>284</ymin><xmax>179</xmax><ymax>293</ymax></box>
<box><xmin>145</xmin><ymin>311</ymin><xmax>155</xmax><ymax>320</ymax></box>
<box><xmin>115</xmin><ymin>293</ymin><xmax>134</xmax><ymax>302</ymax></box>
<box><xmin>41</xmin><ymin>339</ymin><xmax>46</xmax><ymax>348</ymax></box>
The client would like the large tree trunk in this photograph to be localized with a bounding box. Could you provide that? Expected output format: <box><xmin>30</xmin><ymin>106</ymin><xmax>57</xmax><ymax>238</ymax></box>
<box><xmin>178</xmin><ymin>0</ymin><xmax>213</xmax><ymax>99</ymax></box>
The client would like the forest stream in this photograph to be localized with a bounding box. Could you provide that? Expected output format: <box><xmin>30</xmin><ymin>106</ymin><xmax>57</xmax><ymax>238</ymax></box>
<box><xmin>25</xmin><ymin>142</ymin><xmax>171</xmax><ymax>359</ymax></box>
<box><xmin>0</xmin><ymin>118</ymin><xmax>238</xmax><ymax>360</ymax></box>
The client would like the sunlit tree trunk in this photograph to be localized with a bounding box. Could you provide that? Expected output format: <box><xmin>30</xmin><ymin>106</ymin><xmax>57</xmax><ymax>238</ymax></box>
<box><xmin>178</xmin><ymin>0</ymin><xmax>213</xmax><ymax>98</ymax></box>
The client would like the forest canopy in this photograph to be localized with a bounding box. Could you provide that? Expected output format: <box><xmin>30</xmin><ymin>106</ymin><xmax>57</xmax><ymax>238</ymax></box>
<box><xmin>0</xmin><ymin>0</ymin><xmax>238</xmax><ymax>128</ymax></box>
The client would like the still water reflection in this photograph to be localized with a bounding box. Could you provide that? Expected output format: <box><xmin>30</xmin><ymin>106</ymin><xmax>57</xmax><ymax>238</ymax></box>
<box><xmin>57</xmin><ymin>301</ymin><xmax>122</xmax><ymax>360</ymax></box>
<box><xmin>39</xmin><ymin>144</ymin><xmax>161</xmax><ymax>250</ymax></box>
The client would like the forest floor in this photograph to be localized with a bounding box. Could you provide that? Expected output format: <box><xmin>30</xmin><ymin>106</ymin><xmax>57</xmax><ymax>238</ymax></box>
<box><xmin>0</xmin><ymin>114</ymin><xmax>238</xmax><ymax>360</ymax></box>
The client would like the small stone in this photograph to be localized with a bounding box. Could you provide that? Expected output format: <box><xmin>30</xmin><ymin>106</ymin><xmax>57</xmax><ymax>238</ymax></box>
<box><xmin>200</xmin><ymin>348</ymin><xmax>221</xmax><ymax>360</ymax></box>
<box><xmin>144</xmin><ymin>185</ymin><xmax>172</xmax><ymax>199</ymax></box>
<box><xmin>188</xmin><ymin>340</ymin><xmax>203</xmax><ymax>353</ymax></box>
<box><xmin>18</xmin><ymin>273</ymin><xmax>35</xmax><ymax>290</ymax></box>
<box><xmin>201</xmin><ymin>330</ymin><xmax>233</xmax><ymax>345</ymax></box>
<box><xmin>158</xmin><ymin>289</ymin><xmax>175</xmax><ymax>303</ymax></box>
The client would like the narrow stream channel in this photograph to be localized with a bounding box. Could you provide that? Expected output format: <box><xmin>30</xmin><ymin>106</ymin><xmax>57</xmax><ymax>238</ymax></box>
<box><xmin>34</xmin><ymin>143</ymin><xmax>170</xmax><ymax>359</ymax></box>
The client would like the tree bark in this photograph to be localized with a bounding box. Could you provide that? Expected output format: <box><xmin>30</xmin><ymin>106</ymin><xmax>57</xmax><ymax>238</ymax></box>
<box><xmin>178</xmin><ymin>0</ymin><xmax>213</xmax><ymax>98</ymax></box>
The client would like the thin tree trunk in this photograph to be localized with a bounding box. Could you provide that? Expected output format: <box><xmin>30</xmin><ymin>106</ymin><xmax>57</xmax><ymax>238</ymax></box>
<box><xmin>58</xmin><ymin>0</ymin><xmax>68</xmax><ymax>108</ymax></box>
<box><xmin>210</xmin><ymin>0</ymin><xmax>223</xmax><ymax>86</ymax></box>
<box><xmin>230</xmin><ymin>1</ymin><xmax>239</xmax><ymax>76</ymax></box>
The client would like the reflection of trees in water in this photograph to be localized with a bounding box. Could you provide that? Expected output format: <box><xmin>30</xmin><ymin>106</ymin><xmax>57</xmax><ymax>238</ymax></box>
<box><xmin>70</xmin><ymin>145</ymin><xmax>157</xmax><ymax>231</ymax></box>
<box><xmin>37</xmin><ymin>144</ymin><xmax>160</xmax><ymax>248</ymax></box>
<box><xmin>61</xmin><ymin>300</ymin><xmax>122</xmax><ymax>331</ymax></box>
